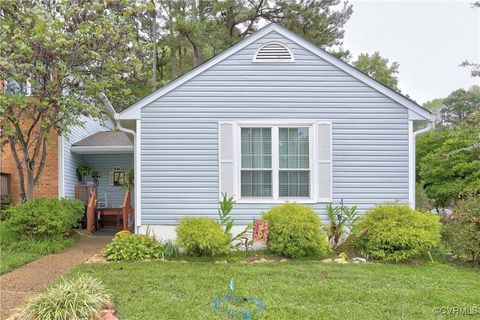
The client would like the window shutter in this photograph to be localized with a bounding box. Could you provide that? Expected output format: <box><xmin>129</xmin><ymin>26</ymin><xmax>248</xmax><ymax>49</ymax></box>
<box><xmin>316</xmin><ymin>122</ymin><xmax>332</xmax><ymax>201</ymax></box>
<box><xmin>219</xmin><ymin>122</ymin><xmax>236</xmax><ymax>199</ymax></box>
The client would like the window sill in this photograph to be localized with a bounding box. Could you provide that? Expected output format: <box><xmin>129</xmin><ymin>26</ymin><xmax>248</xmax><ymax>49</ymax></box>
<box><xmin>236</xmin><ymin>198</ymin><xmax>332</xmax><ymax>204</ymax></box>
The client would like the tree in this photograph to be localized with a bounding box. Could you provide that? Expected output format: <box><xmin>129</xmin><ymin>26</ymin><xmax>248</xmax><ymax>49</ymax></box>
<box><xmin>461</xmin><ymin>1</ymin><xmax>479</xmax><ymax>77</ymax></box>
<box><xmin>0</xmin><ymin>0</ymin><xmax>147</xmax><ymax>201</ymax></box>
<box><xmin>439</xmin><ymin>85</ymin><xmax>480</xmax><ymax>127</ymax></box>
<box><xmin>423</xmin><ymin>98</ymin><xmax>444</xmax><ymax>113</ymax></box>
<box><xmin>417</xmin><ymin>112</ymin><xmax>480</xmax><ymax>207</ymax></box>
<box><xmin>141</xmin><ymin>0</ymin><xmax>353</xmax><ymax>85</ymax></box>
<box><xmin>353</xmin><ymin>52</ymin><xmax>400</xmax><ymax>92</ymax></box>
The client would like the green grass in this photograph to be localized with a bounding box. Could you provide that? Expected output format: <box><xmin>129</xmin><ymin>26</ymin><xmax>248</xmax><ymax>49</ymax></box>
<box><xmin>71</xmin><ymin>260</ymin><xmax>480</xmax><ymax>320</ymax></box>
<box><xmin>0</xmin><ymin>223</ymin><xmax>79</xmax><ymax>274</ymax></box>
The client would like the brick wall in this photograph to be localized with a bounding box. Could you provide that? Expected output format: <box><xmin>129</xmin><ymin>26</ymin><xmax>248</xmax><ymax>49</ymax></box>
<box><xmin>0</xmin><ymin>133</ymin><xmax>59</xmax><ymax>204</ymax></box>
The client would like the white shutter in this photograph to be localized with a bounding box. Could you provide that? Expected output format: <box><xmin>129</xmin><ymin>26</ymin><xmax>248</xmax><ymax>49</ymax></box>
<box><xmin>218</xmin><ymin>122</ymin><xmax>236</xmax><ymax>199</ymax></box>
<box><xmin>316</xmin><ymin>122</ymin><xmax>332</xmax><ymax>201</ymax></box>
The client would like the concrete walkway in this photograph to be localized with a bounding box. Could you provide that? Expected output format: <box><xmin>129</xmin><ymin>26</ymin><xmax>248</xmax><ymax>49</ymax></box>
<box><xmin>0</xmin><ymin>234</ymin><xmax>113</xmax><ymax>320</ymax></box>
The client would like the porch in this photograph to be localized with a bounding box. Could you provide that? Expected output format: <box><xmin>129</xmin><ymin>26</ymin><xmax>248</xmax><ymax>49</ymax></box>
<box><xmin>71</xmin><ymin>131</ymin><xmax>135</xmax><ymax>232</ymax></box>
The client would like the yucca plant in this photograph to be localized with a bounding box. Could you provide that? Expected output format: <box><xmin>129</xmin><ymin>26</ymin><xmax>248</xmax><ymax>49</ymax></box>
<box><xmin>218</xmin><ymin>193</ymin><xmax>252</xmax><ymax>251</ymax></box>
<box><xmin>19</xmin><ymin>275</ymin><xmax>111</xmax><ymax>320</ymax></box>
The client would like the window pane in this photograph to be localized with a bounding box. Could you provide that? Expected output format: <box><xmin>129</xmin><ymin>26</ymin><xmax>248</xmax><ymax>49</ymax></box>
<box><xmin>241</xmin><ymin>128</ymin><xmax>271</xmax><ymax>168</ymax></box>
<box><xmin>279</xmin><ymin>128</ymin><xmax>309</xmax><ymax>169</ymax></box>
<box><xmin>279</xmin><ymin>171</ymin><xmax>310</xmax><ymax>197</ymax></box>
<box><xmin>241</xmin><ymin>171</ymin><xmax>272</xmax><ymax>197</ymax></box>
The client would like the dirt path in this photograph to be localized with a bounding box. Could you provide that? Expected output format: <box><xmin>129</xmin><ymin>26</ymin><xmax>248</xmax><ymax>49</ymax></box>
<box><xmin>0</xmin><ymin>234</ymin><xmax>113</xmax><ymax>320</ymax></box>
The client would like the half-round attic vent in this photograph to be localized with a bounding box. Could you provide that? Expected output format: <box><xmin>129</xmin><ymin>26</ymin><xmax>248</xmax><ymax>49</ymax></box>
<box><xmin>253</xmin><ymin>42</ymin><xmax>294</xmax><ymax>62</ymax></box>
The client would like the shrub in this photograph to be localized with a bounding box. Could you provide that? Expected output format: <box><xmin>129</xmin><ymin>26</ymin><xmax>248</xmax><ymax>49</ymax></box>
<box><xmin>354</xmin><ymin>204</ymin><xmax>441</xmax><ymax>262</ymax></box>
<box><xmin>114</xmin><ymin>230</ymin><xmax>132</xmax><ymax>238</ymax></box>
<box><xmin>19</xmin><ymin>275</ymin><xmax>111</xmax><ymax>320</ymax></box>
<box><xmin>442</xmin><ymin>197</ymin><xmax>480</xmax><ymax>263</ymax></box>
<box><xmin>104</xmin><ymin>234</ymin><xmax>164</xmax><ymax>261</ymax></box>
<box><xmin>262</xmin><ymin>203</ymin><xmax>329</xmax><ymax>258</ymax></box>
<box><xmin>176</xmin><ymin>217</ymin><xmax>229</xmax><ymax>257</ymax></box>
<box><xmin>5</xmin><ymin>198</ymin><xmax>83</xmax><ymax>238</ymax></box>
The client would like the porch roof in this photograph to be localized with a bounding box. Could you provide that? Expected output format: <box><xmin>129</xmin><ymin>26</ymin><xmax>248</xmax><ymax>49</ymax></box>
<box><xmin>71</xmin><ymin>131</ymin><xmax>133</xmax><ymax>154</ymax></box>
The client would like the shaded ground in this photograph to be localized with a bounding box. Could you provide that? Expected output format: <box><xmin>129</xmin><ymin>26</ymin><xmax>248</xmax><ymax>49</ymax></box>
<box><xmin>0</xmin><ymin>233</ymin><xmax>113</xmax><ymax>320</ymax></box>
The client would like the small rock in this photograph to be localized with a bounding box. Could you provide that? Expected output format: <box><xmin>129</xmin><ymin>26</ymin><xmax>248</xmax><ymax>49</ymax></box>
<box><xmin>215</xmin><ymin>260</ymin><xmax>228</xmax><ymax>265</ymax></box>
<box><xmin>6</xmin><ymin>313</ymin><xmax>19</xmax><ymax>320</ymax></box>
<box><xmin>258</xmin><ymin>258</ymin><xmax>269</xmax><ymax>263</ymax></box>
<box><xmin>280</xmin><ymin>258</ymin><xmax>289</xmax><ymax>262</ymax></box>
<box><xmin>240</xmin><ymin>260</ymin><xmax>248</xmax><ymax>264</ymax></box>
<box><xmin>99</xmin><ymin>312</ymin><xmax>118</xmax><ymax>320</ymax></box>
<box><xmin>321</xmin><ymin>258</ymin><xmax>333</xmax><ymax>264</ymax></box>
<box><xmin>180</xmin><ymin>260</ymin><xmax>188</xmax><ymax>263</ymax></box>
<box><xmin>353</xmin><ymin>260</ymin><xmax>360</xmax><ymax>264</ymax></box>
<box><xmin>352</xmin><ymin>257</ymin><xmax>367</xmax><ymax>263</ymax></box>
<box><xmin>85</xmin><ymin>253</ymin><xmax>108</xmax><ymax>264</ymax></box>
<box><xmin>159</xmin><ymin>258</ymin><xmax>168</xmax><ymax>263</ymax></box>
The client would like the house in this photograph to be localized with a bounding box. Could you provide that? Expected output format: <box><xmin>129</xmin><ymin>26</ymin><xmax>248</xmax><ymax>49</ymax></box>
<box><xmin>1</xmin><ymin>24</ymin><xmax>432</xmax><ymax>239</ymax></box>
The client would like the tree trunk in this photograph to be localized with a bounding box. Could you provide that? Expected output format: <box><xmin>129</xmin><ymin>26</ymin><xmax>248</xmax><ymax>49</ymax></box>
<box><xmin>151</xmin><ymin>0</ymin><xmax>158</xmax><ymax>90</ymax></box>
<box><xmin>8</xmin><ymin>137</ymin><xmax>27</xmax><ymax>202</ymax></box>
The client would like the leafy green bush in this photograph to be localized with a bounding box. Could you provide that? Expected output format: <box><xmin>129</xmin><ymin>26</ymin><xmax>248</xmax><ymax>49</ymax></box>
<box><xmin>354</xmin><ymin>204</ymin><xmax>441</xmax><ymax>262</ymax></box>
<box><xmin>442</xmin><ymin>197</ymin><xmax>480</xmax><ymax>263</ymax></box>
<box><xmin>5</xmin><ymin>198</ymin><xmax>84</xmax><ymax>238</ymax></box>
<box><xmin>104</xmin><ymin>234</ymin><xmax>164</xmax><ymax>261</ymax></box>
<box><xmin>176</xmin><ymin>217</ymin><xmax>229</xmax><ymax>257</ymax></box>
<box><xmin>19</xmin><ymin>275</ymin><xmax>111</xmax><ymax>320</ymax></box>
<box><xmin>262</xmin><ymin>203</ymin><xmax>329</xmax><ymax>258</ymax></box>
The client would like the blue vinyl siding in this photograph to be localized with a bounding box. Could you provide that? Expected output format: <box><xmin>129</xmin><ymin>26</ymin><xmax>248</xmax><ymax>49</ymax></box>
<box><xmin>82</xmin><ymin>154</ymin><xmax>134</xmax><ymax>207</ymax></box>
<box><xmin>62</xmin><ymin>116</ymin><xmax>113</xmax><ymax>199</ymax></box>
<box><xmin>140</xmin><ymin>31</ymin><xmax>409</xmax><ymax>225</ymax></box>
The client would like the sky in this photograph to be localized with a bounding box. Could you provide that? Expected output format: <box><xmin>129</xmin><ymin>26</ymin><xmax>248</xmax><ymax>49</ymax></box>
<box><xmin>342</xmin><ymin>0</ymin><xmax>480</xmax><ymax>104</ymax></box>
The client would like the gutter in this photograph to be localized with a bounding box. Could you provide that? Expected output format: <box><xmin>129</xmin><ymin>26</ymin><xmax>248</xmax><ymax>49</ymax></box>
<box><xmin>413</xmin><ymin>119</ymin><xmax>434</xmax><ymax>138</ymax></box>
<box><xmin>98</xmin><ymin>92</ymin><xmax>136</xmax><ymax>138</ymax></box>
<box><xmin>409</xmin><ymin>117</ymin><xmax>434</xmax><ymax>208</ymax></box>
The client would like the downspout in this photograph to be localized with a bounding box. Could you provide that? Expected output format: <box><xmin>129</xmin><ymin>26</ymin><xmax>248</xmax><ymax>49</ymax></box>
<box><xmin>99</xmin><ymin>93</ymin><xmax>138</xmax><ymax>233</ymax></box>
<box><xmin>410</xmin><ymin>118</ymin><xmax>434</xmax><ymax>208</ymax></box>
<box><xmin>98</xmin><ymin>92</ymin><xmax>136</xmax><ymax>138</ymax></box>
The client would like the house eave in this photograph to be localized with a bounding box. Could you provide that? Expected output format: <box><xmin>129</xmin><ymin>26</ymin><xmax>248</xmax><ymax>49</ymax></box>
<box><xmin>70</xmin><ymin>146</ymin><xmax>134</xmax><ymax>154</ymax></box>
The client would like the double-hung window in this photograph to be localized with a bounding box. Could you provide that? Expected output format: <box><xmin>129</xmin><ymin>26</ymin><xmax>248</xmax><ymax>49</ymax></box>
<box><xmin>239</xmin><ymin>125</ymin><xmax>312</xmax><ymax>200</ymax></box>
<box><xmin>218</xmin><ymin>121</ymin><xmax>331</xmax><ymax>203</ymax></box>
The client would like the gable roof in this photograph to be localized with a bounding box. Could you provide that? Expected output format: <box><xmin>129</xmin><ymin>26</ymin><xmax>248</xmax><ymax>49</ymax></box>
<box><xmin>118</xmin><ymin>23</ymin><xmax>432</xmax><ymax>120</ymax></box>
<box><xmin>71</xmin><ymin>131</ymin><xmax>133</xmax><ymax>154</ymax></box>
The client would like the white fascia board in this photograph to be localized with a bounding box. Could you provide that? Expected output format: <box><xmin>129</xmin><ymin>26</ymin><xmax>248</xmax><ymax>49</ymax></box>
<box><xmin>70</xmin><ymin>146</ymin><xmax>134</xmax><ymax>154</ymax></box>
<box><xmin>118</xmin><ymin>23</ymin><xmax>432</xmax><ymax>121</ymax></box>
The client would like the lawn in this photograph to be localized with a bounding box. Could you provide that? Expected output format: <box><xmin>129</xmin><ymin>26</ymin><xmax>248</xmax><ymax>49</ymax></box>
<box><xmin>0</xmin><ymin>223</ymin><xmax>79</xmax><ymax>274</ymax></box>
<box><xmin>72</xmin><ymin>260</ymin><xmax>480</xmax><ymax>320</ymax></box>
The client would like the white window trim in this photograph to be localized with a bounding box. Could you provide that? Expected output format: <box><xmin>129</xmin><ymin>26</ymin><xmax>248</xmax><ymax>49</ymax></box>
<box><xmin>234</xmin><ymin>120</ymin><xmax>331</xmax><ymax>204</ymax></box>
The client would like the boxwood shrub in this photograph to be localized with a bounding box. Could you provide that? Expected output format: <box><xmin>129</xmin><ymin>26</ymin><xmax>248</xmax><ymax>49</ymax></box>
<box><xmin>354</xmin><ymin>204</ymin><xmax>441</xmax><ymax>262</ymax></box>
<box><xmin>262</xmin><ymin>203</ymin><xmax>329</xmax><ymax>258</ymax></box>
<box><xmin>442</xmin><ymin>197</ymin><xmax>480</xmax><ymax>263</ymax></box>
<box><xmin>176</xmin><ymin>217</ymin><xmax>229</xmax><ymax>257</ymax></box>
<box><xmin>5</xmin><ymin>198</ymin><xmax>84</xmax><ymax>238</ymax></box>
